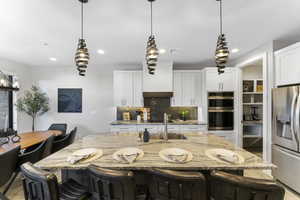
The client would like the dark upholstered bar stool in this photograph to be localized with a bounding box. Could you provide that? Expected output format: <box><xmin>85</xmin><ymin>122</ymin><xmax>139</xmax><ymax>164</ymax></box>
<box><xmin>88</xmin><ymin>165</ymin><xmax>136</xmax><ymax>200</ymax></box>
<box><xmin>147</xmin><ymin>169</ymin><xmax>207</xmax><ymax>200</ymax></box>
<box><xmin>19</xmin><ymin>135</ymin><xmax>54</xmax><ymax>165</ymax></box>
<box><xmin>210</xmin><ymin>171</ymin><xmax>285</xmax><ymax>200</ymax></box>
<box><xmin>0</xmin><ymin>146</ymin><xmax>20</xmax><ymax>198</ymax></box>
<box><xmin>21</xmin><ymin>162</ymin><xmax>90</xmax><ymax>200</ymax></box>
<box><xmin>52</xmin><ymin>127</ymin><xmax>77</xmax><ymax>153</ymax></box>
<box><xmin>48</xmin><ymin>123</ymin><xmax>68</xmax><ymax>136</ymax></box>
<box><xmin>48</xmin><ymin>123</ymin><xmax>68</xmax><ymax>141</ymax></box>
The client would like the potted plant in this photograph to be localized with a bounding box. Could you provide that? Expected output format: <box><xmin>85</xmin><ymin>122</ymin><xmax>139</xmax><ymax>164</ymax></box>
<box><xmin>16</xmin><ymin>86</ymin><xmax>50</xmax><ymax>131</ymax></box>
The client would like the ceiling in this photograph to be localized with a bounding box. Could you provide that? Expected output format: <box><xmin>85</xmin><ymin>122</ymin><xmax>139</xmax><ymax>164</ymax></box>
<box><xmin>0</xmin><ymin>0</ymin><xmax>300</xmax><ymax>69</ymax></box>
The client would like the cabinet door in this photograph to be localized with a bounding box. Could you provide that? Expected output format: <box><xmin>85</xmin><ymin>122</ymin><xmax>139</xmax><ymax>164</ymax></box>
<box><xmin>132</xmin><ymin>71</ymin><xmax>143</xmax><ymax>107</ymax></box>
<box><xmin>113</xmin><ymin>71</ymin><xmax>133</xmax><ymax>106</ymax></box>
<box><xmin>182</xmin><ymin>72</ymin><xmax>196</xmax><ymax>106</ymax></box>
<box><xmin>205</xmin><ymin>69</ymin><xmax>235</xmax><ymax>92</ymax></box>
<box><xmin>275</xmin><ymin>43</ymin><xmax>300</xmax><ymax>86</ymax></box>
<box><xmin>172</xmin><ymin>71</ymin><xmax>183</xmax><ymax>106</ymax></box>
<box><xmin>220</xmin><ymin>70</ymin><xmax>235</xmax><ymax>91</ymax></box>
<box><xmin>205</xmin><ymin>70</ymin><xmax>220</xmax><ymax>91</ymax></box>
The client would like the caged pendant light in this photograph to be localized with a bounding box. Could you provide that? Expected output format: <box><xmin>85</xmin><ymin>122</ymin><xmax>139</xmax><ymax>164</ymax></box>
<box><xmin>75</xmin><ymin>0</ymin><xmax>90</xmax><ymax>76</ymax></box>
<box><xmin>145</xmin><ymin>0</ymin><xmax>159</xmax><ymax>75</ymax></box>
<box><xmin>215</xmin><ymin>0</ymin><xmax>230</xmax><ymax>75</ymax></box>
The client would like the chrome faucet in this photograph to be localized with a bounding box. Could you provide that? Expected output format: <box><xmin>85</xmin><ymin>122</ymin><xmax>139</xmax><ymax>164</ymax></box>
<box><xmin>163</xmin><ymin>113</ymin><xmax>168</xmax><ymax>141</ymax></box>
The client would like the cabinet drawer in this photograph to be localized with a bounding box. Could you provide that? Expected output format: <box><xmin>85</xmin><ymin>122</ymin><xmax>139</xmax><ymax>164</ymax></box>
<box><xmin>110</xmin><ymin>125</ymin><xmax>137</xmax><ymax>133</ymax></box>
<box><xmin>181</xmin><ymin>125</ymin><xmax>207</xmax><ymax>132</ymax></box>
<box><xmin>167</xmin><ymin>125</ymin><xmax>181</xmax><ymax>133</ymax></box>
<box><xmin>137</xmin><ymin>125</ymin><xmax>162</xmax><ymax>133</ymax></box>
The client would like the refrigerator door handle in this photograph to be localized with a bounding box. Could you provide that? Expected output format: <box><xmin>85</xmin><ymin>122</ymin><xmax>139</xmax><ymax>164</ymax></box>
<box><xmin>294</xmin><ymin>91</ymin><xmax>300</xmax><ymax>146</ymax></box>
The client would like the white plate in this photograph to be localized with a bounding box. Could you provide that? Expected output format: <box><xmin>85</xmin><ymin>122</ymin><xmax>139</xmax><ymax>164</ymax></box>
<box><xmin>205</xmin><ymin>148</ymin><xmax>245</xmax><ymax>164</ymax></box>
<box><xmin>113</xmin><ymin>147</ymin><xmax>144</xmax><ymax>163</ymax></box>
<box><xmin>159</xmin><ymin>148</ymin><xmax>193</xmax><ymax>163</ymax></box>
<box><xmin>72</xmin><ymin>148</ymin><xmax>98</xmax><ymax>157</ymax></box>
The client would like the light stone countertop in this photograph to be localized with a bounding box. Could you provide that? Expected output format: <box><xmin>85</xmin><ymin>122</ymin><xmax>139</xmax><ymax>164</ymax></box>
<box><xmin>110</xmin><ymin>120</ymin><xmax>207</xmax><ymax>125</ymax></box>
<box><xmin>36</xmin><ymin>133</ymin><xmax>275</xmax><ymax>171</ymax></box>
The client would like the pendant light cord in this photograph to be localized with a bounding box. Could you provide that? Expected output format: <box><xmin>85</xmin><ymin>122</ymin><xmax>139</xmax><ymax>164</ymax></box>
<box><xmin>81</xmin><ymin>1</ymin><xmax>84</xmax><ymax>39</ymax></box>
<box><xmin>219</xmin><ymin>0</ymin><xmax>223</xmax><ymax>35</ymax></box>
<box><xmin>150</xmin><ymin>1</ymin><xmax>153</xmax><ymax>36</ymax></box>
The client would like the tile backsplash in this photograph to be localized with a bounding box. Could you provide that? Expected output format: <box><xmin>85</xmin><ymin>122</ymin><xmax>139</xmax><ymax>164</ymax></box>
<box><xmin>117</xmin><ymin>106</ymin><xmax>198</xmax><ymax>121</ymax></box>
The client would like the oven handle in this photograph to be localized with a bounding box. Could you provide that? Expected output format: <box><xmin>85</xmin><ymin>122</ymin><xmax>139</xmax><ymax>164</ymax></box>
<box><xmin>208</xmin><ymin>97</ymin><xmax>234</xmax><ymax>100</ymax></box>
<box><xmin>208</xmin><ymin>110</ymin><xmax>234</xmax><ymax>113</ymax></box>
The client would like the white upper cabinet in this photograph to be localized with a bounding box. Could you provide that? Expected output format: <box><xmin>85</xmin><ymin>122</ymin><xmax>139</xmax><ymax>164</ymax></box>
<box><xmin>172</xmin><ymin>71</ymin><xmax>202</xmax><ymax>106</ymax></box>
<box><xmin>132</xmin><ymin>71</ymin><xmax>143</xmax><ymax>107</ymax></box>
<box><xmin>172</xmin><ymin>71</ymin><xmax>183</xmax><ymax>106</ymax></box>
<box><xmin>113</xmin><ymin>71</ymin><xmax>143</xmax><ymax>107</ymax></box>
<box><xmin>205</xmin><ymin>68</ymin><xmax>236</xmax><ymax>92</ymax></box>
<box><xmin>275</xmin><ymin>42</ymin><xmax>300</xmax><ymax>86</ymax></box>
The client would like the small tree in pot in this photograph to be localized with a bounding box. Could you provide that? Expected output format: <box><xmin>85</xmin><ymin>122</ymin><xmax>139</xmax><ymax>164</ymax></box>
<box><xmin>16</xmin><ymin>86</ymin><xmax>50</xmax><ymax>131</ymax></box>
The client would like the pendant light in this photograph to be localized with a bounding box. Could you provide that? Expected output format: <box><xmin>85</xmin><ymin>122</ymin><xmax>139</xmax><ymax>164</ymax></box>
<box><xmin>145</xmin><ymin>0</ymin><xmax>159</xmax><ymax>75</ymax></box>
<box><xmin>215</xmin><ymin>0</ymin><xmax>229</xmax><ymax>75</ymax></box>
<box><xmin>75</xmin><ymin>0</ymin><xmax>90</xmax><ymax>76</ymax></box>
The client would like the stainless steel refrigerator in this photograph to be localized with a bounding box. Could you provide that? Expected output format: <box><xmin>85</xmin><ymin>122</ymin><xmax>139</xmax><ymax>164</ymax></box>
<box><xmin>272</xmin><ymin>86</ymin><xmax>300</xmax><ymax>193</ymax></box>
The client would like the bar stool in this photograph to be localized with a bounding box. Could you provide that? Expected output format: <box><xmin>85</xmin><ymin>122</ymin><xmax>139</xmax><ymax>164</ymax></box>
<box><xmin>87</xmin><ymin>165</ymin><xmax>136</xmax><ymax>200</ymax></box>
<box><xmin>0</xmin><ymin>146</ymin><xmax>20</xmax><ymax>198</ymax></box>
<box><xmin>147</xmin><ymin>169</ymin><xmax>207</xmax><ymax>200</ymax></box>
<box><xmin>209</xmin><ymin>170</ymin><xmax>285</xmax><ymax>200</ymax></box>
<box><xmin>21</xmin><ymin>162</ymin><xmax>90</xmax><ymax>200</ymax></box>
<box><xmin>52</xmin><ymin>127</ymin><xmax>77</xmax><ymax>153</ymax></box>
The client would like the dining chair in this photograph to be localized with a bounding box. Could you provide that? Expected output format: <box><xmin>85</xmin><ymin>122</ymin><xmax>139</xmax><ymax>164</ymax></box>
<box><xmin>209</xmin><ymin>171</ymin><xmax>285</xmax><ymax>200</ymax></box>
<box><xmin>19</xmin><ymin>135</ymin><xmax>55</xmax><ymax>166</ymax></box>
<box><xmin>21</xmin><ymin>162</ymin><xmax>90</xmax><ymax>200</ymax></box>
<box><xmin>87</xmin><ymin>165</ymin><xmax>136</xmax><ymax>200</ymax></box>
<box><xmin>52</xmin><ymin>127</ymin><xmax>77</xmax><ymax>153</ymax></box>
<box><xmin>0</xmin><ymin>146</ymin><xmax>20</xmax><ymax>197</ymax></box>
<box><xmin>147</xmin><ymin>169</ymin><xmax>207</xmax><ymax>200</ymax></box>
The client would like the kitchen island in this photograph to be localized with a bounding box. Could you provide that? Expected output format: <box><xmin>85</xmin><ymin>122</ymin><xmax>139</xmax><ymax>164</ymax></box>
<box><xmin>36</xmin><ymin>133</ymin><xmax>274</xmax><ymax>171</ymax></box>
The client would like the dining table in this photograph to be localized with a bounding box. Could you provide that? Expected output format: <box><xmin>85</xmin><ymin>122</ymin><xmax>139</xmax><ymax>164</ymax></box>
<box><xmin>0</xmin><ymin>130</ymin><xmax>63</xmax><ymax>153</ymax></box>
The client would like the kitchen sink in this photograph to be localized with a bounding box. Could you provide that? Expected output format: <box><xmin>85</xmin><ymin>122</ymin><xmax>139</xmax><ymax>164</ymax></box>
<box><xmin>150</xmin><ymin>133</ymin><xmax>187</xmax><ymax>140</ymax></box>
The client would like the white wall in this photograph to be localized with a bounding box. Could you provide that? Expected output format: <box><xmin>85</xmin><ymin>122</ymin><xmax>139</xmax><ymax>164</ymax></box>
<box><xmin>0</xmin><ymin>57</ymin><xmax>33</xmax><ymax>132</ymax></box>
<box><xmin>242</xmin><ymin>62</ymin><xmax>263</xmax><ymax>80</ymax></box>
<box><xmin>32</xmin><ymin>66</ymin><xmax>116</xmax><ymax>137</ymax></box>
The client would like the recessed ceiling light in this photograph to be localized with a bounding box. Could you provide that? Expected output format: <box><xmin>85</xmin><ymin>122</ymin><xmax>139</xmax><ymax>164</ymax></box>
<box><xmin>49</xmin><ymin>57</ymin><xmax>57</xmax><ymax>61</ymax></box>
<box><xmin>159</xmin><ymin>49</ymin><xmax>166</xmax><ymax>54</ymax></box>
<box><xmin>97</xmin><ymin>49</ymin><xmax>105</xmax><ymax>55</ymax></box>
<box><xmin>231</xmin><ymin>48</ymin><xmax>240</xmax><ymax>53</ymax></box>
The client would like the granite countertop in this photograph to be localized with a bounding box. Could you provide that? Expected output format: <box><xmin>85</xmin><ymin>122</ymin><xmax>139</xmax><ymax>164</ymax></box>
<box><xmin>110</xmin><ymin>120</ymin><xmax>207</xmax><ymax>125</ymax></box>
<box><xmin>36</xmin><ymin>133</ymin><xmax>274</xmax><ymax>170</ymax></box>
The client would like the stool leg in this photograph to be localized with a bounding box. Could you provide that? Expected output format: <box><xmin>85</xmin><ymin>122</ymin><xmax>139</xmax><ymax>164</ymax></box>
<box><xmin>3</xmin><ymin>172</ymin><xmax>19</xmax><ymax>195</ymax></box>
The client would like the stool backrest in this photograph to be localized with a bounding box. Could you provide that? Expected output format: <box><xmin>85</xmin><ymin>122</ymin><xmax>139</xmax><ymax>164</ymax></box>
<box><xmin>21</xmin><ymin>162</ymin><xmax>59</xmax><ymax>200</ymax></box>
<box><xmin>210</xmin><ymin>171</ymin><xmax>285</xmax><ymax>200</ymax></box>
<box><xmin>48</xmin><ymin>124</ymin><xmax>67</xmax><ymax>135</ymax></box>
<box><xmin>88</xmin><ymin>166</ymin><xmax>136</xmax><ymax>200</ymax></box>
<box><xmin>148</xmin><ymin>169</ymin><xmax>207</xmax><ymax>200</ymax></box>
<box><xmin>0</xmin><ymin>146</ymin><xmax>20</xmax><ymax>187</ymax></box>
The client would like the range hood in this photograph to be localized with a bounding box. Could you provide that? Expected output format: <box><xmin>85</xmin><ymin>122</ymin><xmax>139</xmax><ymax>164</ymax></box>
<box><xmin>143</xmin><ymin>92</ymin><xmax>173</xmax><ymax>98</ymax></box>
<box><xmin>143</xmin><ymin>61</ymin><xmax>173</xmax><ymax>93</ymax></box>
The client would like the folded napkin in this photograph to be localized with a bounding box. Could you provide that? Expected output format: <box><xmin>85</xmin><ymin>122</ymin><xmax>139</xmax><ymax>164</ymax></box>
<box><xmin>117</xmin><ymin>152</ymin><xmax>140</xmax><ymax>164</ymax></box>
<box><xmin>165</xmin><ymin>153</ymin><xmax>188</xmax><ymax>163</ymax></box>
<box><xmin>67</xmin><ymin>152</ymin><xmax>96</xmax><ymax>164</ymax></box>
<box><xmin>215</xmin><ymin>153</ymin><xmax>239</xmax><ymax>163</ymax></box>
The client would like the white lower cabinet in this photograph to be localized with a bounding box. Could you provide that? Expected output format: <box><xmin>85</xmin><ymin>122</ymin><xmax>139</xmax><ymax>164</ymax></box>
<box><xmin>136</xmin><ymin>125</ymin><xmax>163</xmax><ymax>134</ymax></box>
<box><xmin>110</xmin><ymin>124</ymin><xmax>207</xmax><ymax>134</ymax></box>
<box><xmin>110</xmin><ymin>125</ymin><xmax>137</xmax><ymax>133</ymax></box>
<box><xmin>181</xmin><ymin>125</ymin><xmax>207</xmax><ymax>133</ymax></box>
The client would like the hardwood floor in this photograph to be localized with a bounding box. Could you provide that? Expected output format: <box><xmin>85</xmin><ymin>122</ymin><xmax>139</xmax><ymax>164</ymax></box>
<box><xmin>2</xmin><ymin>170</ymin><xmax>300</xmax><ymax>200</ymax></box>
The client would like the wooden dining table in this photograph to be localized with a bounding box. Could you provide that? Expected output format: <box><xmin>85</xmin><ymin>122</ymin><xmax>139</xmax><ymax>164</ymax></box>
<box><xmin>0</xmin><ymin>130</ymin><xmax>63</xmax><ymax>153</ymax></box>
